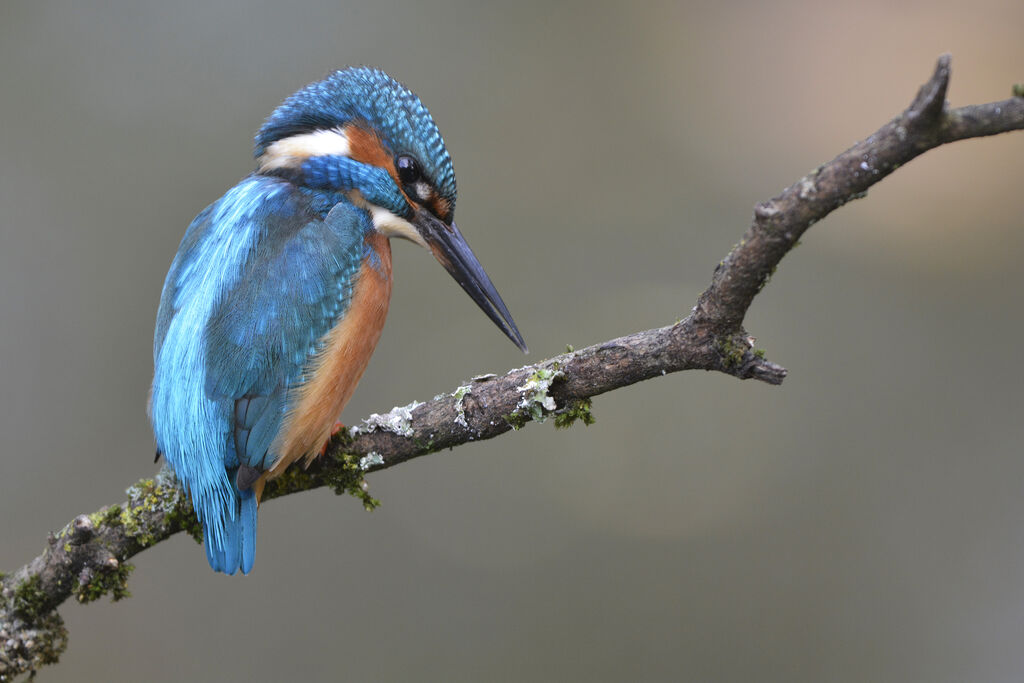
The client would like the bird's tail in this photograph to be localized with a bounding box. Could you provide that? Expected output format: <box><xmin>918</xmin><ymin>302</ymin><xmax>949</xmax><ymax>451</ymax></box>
<box><xmin>200</xmin><ymin>485</ymin><xmax>258</xmax><ymax>575</ymax></box>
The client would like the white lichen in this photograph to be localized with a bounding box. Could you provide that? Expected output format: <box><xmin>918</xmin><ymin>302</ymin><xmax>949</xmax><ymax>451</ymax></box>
<box><xmin>358</xmin><ymin>452</ymin><xmax>384</xmax><ymax>471</ymax></box>
<box><xmin>351</xmin><ymin>400</ymin><xmax>423</xmax><ymax>437</ymax></box>
<box><xmin>452</xmin><ymin>384</ymin><xmax>472</xmax><ymax>430</ymax></box>
<box><xmin>515</xmin><ymin>367</ymin><xmax>564</xmax><ymax>424</ymax></box>
<box><xmin>798</xmin><ymin>176</ymin><xmax>817</xmax><ymax>199</ymax></box>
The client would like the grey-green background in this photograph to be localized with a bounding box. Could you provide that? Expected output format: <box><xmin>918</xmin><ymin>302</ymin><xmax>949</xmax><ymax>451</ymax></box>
<box><xmin>2</xmin><ymin>1</ymin><xmax>1023</xmax><ymax>681</ymax></box>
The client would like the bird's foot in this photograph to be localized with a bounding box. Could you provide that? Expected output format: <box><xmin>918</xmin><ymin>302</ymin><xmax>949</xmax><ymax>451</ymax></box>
<box><xmin>320</xmin><ymin>421</ymin><xmax>345</xmax><ymax>457</ymax></box>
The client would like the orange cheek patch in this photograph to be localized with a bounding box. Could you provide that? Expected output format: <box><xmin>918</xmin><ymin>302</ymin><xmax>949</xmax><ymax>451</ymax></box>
<box><xmin>345</xmin><ymin>123</ymin><xmax>418</xmax><ymax>209</ymax></box>
<box><xmin>346</xmin><ymin>124</ymin><xmax>398</xmax><ymax>181</ymax></box>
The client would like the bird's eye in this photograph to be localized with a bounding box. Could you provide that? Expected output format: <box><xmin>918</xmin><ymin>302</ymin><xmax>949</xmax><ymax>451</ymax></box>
<box><xmin>396</xmin><ymin>155</ymin><xmax>421</xmax><ymax>185</ymax></box>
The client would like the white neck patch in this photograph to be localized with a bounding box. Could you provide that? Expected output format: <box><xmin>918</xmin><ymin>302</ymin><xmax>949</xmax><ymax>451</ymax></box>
<box><xmin>258</xmin><ymin>128</ymin><xmax>351</xmax><ymax>171</ymax></box>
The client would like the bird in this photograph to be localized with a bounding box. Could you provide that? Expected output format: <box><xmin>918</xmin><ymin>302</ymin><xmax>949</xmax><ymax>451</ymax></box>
<box><xmin>149</xmin><ymin>67</ymin><xmax>526</xmax><ymax>575</ymax></box>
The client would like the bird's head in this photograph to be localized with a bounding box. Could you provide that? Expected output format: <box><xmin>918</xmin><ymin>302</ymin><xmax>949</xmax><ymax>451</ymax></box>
<box><xmin>253</xmin><ymin>67</ymin><xmax>526</xmax><ymax>352</ymax></box>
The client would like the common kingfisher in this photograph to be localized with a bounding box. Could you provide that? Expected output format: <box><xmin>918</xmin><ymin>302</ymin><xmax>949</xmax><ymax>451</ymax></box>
<box><xmin>150</xmin><ymin>67</ymin><xmax>526</xmax><ymax>575</ymax></box>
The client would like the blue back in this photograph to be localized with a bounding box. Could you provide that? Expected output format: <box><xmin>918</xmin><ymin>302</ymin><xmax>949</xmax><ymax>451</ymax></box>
<box><xmin>151</xmin><ymin>176</ymin><xmax>370</xmax><ymax>573</ymax></box>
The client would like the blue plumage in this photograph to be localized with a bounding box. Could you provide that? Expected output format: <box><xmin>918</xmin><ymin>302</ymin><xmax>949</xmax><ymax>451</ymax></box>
<box><xmin>151</xmin><ymin>67</ymin><xmax>525</xmax><ymax>575</ymax></box>
<box><xmin>152</xmin><ymin>177</ymin><xmax>368</xmax><ymax>573</ymax></box>
<box><xmin>300</xmin><ymin>155</ymin><xmax>408</xmax><ymax>216</ymax></box>
<box><xmin>255</xmin><ymin>67</ymin><xmax>457</xmax><ymax>210</ymax></box>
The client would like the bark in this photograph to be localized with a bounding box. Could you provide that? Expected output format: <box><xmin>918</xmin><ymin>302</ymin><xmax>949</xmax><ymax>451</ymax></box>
<box><xmin>2</xmin><ymin>55</ymin><xmax>1022</xmax><ymax>680</ymax></box>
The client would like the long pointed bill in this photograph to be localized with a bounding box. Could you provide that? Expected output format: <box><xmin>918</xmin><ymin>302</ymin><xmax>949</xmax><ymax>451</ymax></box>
<box><xmin>412</xmin><ymin>208</ymin><xmax>528</xmax><ymax>352</ymax></box>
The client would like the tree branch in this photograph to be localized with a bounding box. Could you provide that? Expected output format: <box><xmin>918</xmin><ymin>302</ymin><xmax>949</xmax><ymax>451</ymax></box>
<box><xmin>2</xmin><ymin>54</ymin><xmax>1021</xmax><ymax>680</ymax></box>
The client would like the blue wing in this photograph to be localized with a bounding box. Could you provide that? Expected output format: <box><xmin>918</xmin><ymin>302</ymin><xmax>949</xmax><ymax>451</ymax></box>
<box><xmin>206</xmin><ymin>191</ymin><xmax>367</xmax><ymax>470</ymax></box>
<box><xmin>151</xmin><ymin>176</ymin><xmax>368</xmax><ymax>573</ymax></box>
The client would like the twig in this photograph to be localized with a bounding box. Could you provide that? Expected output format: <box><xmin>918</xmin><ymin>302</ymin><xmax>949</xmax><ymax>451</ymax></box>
<box><xmin>1</xmin><ymin>54</ymin><xmax>1021</xmax><ymax>680</ymax></box>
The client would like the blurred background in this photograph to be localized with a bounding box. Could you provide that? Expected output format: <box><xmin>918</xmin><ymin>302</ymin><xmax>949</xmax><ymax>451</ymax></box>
<box><xmin>1</xmin><ymin>1</ymin><xmax>1023</xmax><ymax>681</ymax></box>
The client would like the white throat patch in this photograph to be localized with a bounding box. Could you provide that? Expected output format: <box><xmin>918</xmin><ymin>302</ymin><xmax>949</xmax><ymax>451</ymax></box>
<box><xmin>347</xmin><ymin>190</ymin><xmax>427</xmax><ymax>248</ymax></box>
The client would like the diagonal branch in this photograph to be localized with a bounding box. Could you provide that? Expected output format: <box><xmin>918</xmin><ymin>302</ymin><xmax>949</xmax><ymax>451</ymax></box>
<box><xmin>2</xmin><ymin>54</ymin><xmax>1022</xmax><ymax>681</ymax></box>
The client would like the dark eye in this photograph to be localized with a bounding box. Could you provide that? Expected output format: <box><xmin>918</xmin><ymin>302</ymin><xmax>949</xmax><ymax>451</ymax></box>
<box><xmin>396</xmin><ymin>155</ymin><xmax>421</xmax><ymax>185</ymax></box>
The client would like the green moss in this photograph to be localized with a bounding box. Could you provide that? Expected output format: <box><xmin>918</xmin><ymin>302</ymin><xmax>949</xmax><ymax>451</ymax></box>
<box><xmin>1013</xmin><ymin>83</ymin><xmax>1024</xmax><ymax>98</ymax></box>
<box><xmin>267</xmin><ymin>464</ymin><xmax>317</xmax><ymax>497</ymax></box>
<box><xmin>503</xmin><ymin>411</ymin><xmax>529</xmax><ymax>431</ymax></box>
<box><xmin>412</xmin><ymin>436</ymin><xmax>436</xmax><ymax>452</ymax></box>
<box><xmin>0</xmin><ymin>610</ymin><xmax>68</xmax><ymax>681</ymax></box>
<box><xmin>12</xmin><ymin>575</ymin><xmax>49</xmax><ymax>616</ymax></box>
<box><xmin>166</xmin><ymin>501</ymin><xmax>203</xmax><ymax>545</ymax></box>
<box><xmin>270</xmin><ymin>451</ymin><xmax>380</xmax><ymax>512</ymax></box>
<box><xmin>32</xmin><ymin>610</ymin><xmax>68</xmax><ymax>666</ymax></box>
<box><xmin>121</xmin><ymin>475</ymin><xmax>199</xmax><ymax>547</ymax></box>
<box><xmin>716</xmin><ymin>337</ymin><xmax>746</xmax><ymax>370</ymax></box>
<box><xmin>88</xmin><ymin>504</ymin><xmax>124</xmax><ymax>530</ymax></box>
<box><xmin>554</xmin><ymin>398</ymin><xmax>596</xmax><ymax>429</ymax></box>
<box><xmin>326</xmin><ymin>453</ymin><xmax>380</xmax><ymax>512</ymax></box>
<box><xmin>753</xmin><ymin>348</ymin><xmax>766</xmax><ymax>359</ymax></box>
<box><xmin>73</xmin><ymin>561</ymin><xmax>133</xmax><ymax>604</ymax></box>
<box><xmin>124</xmin><ymin>483</ymin><xmax>163</xmax><ymax>546</ymax></box>
<box><xmin>326</xmin><ymin>425</ymin><xmax>354</xmax><ymax>452</ymax></box>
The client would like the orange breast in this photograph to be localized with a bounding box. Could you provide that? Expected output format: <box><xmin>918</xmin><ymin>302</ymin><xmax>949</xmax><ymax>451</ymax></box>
<box><xmin>265</xmin><ymin>232</ymin><xmax>393</xmax><ymax>483</ymax></box>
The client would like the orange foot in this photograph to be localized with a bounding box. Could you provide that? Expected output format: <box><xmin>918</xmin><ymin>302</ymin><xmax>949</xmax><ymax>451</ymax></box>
<box><xmin>319</xmin><ymin>421</ymin><xmax>345</xmax><ymax>457</ymax></box>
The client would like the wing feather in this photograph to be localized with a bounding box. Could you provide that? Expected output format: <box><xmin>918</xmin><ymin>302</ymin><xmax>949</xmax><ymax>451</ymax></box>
<box><xmin>203</xmin><ymin>188</ymin><xmax>367</xmax><ymax>471</ymax></box>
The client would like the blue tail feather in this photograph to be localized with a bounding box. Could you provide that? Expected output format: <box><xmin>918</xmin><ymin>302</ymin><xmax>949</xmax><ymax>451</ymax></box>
<box><xmin>239</xmin><ymin>488</ymin><xmax>257</xmax><ymax>574</ymax></box>
<box><xmin>200</xmin><ymin>484</ymin><xmax>258</xmax><ymax>575</ymax></box>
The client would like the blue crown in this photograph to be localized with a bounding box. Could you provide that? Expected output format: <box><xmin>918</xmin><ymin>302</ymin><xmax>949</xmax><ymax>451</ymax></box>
<box><xmin>254</xmin><ymin>67</ymin><xmax>456</xmax><ymax>210</ymax></box>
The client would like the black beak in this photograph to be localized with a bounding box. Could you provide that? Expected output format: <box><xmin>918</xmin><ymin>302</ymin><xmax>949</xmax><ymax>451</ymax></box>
<box><xmin>412</xmin><ymin>208</ymin><xmax>528</xmax><ymax>352</ymax></box>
